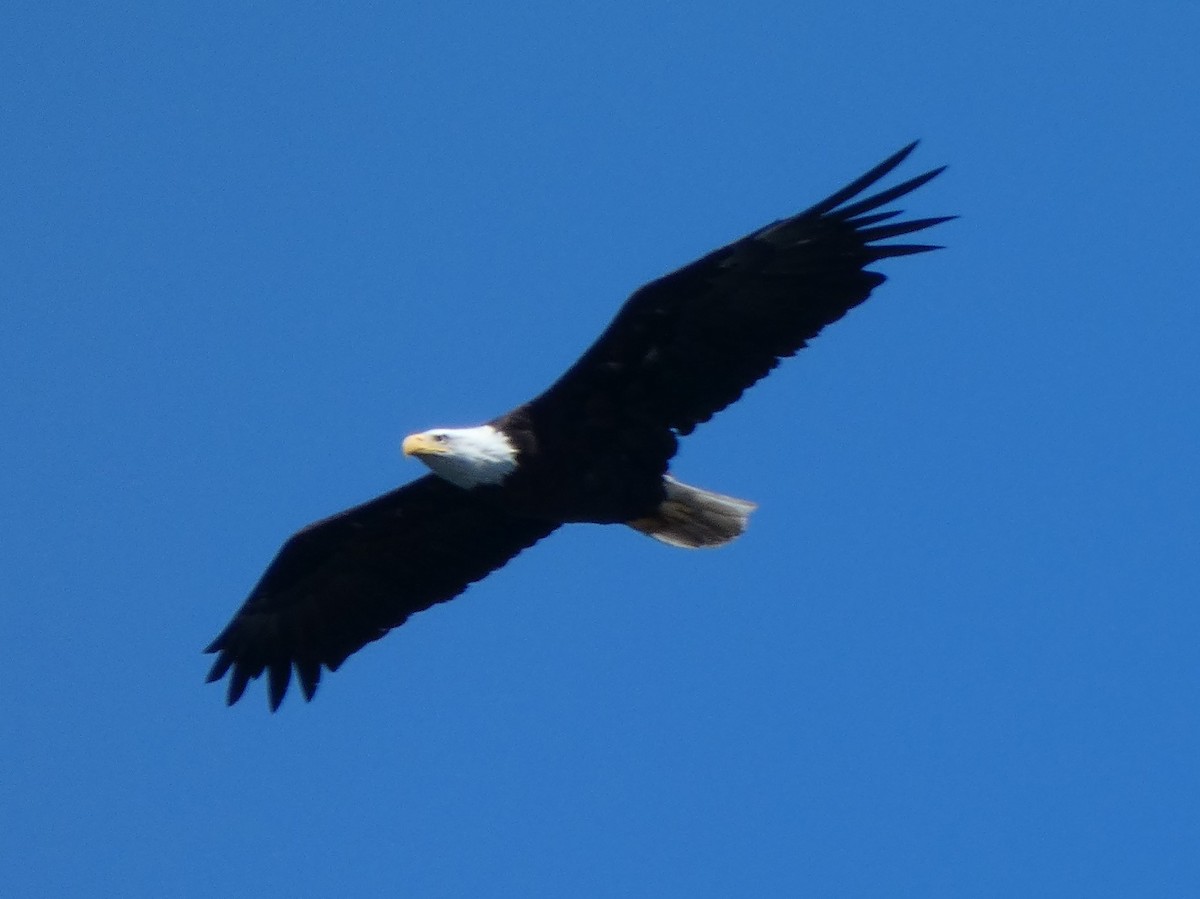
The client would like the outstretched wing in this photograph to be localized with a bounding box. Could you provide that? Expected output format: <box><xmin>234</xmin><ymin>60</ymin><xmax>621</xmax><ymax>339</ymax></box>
<box><xmin>205</xmin><ymin>475</ymin><xmax>558</xmax><ymax>709</ymax></box>
<box><xmin>527</xmin><ymin>142</ymin><xmax>951</xmax><ymax>439</ymax></box>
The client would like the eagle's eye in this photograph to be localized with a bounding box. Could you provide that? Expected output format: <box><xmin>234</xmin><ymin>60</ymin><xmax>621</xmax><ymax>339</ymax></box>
<box><xmin>433</xmin><ymin>433</ymin><xmax>447</xmax><ymax>443</ymax></box>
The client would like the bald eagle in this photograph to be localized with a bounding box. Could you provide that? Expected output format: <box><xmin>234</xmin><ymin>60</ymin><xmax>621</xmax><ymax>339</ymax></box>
<box><xmin>206</xmin><ymin>142</ymin><xmax>950</xmax><ymax>709</ymax></box>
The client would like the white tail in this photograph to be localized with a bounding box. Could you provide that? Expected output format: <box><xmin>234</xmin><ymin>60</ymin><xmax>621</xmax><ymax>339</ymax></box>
<box><xmin>626</xmin><ymin>476</ymin><xmax>758</xmax><ymax>549</ymax></box>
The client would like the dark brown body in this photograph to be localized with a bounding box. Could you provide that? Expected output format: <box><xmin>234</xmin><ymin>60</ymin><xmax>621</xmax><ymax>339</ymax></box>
<box><xmin>487</xmin><ymin>405</ymin><xmax>676</xmax><ymax>524</ymax></box>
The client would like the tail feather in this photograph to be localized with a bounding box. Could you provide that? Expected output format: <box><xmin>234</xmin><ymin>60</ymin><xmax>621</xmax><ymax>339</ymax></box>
<box><xmin>627</xmin><ymin>476</ymin><xmax>757</xmax><ymax>548</ymax></box>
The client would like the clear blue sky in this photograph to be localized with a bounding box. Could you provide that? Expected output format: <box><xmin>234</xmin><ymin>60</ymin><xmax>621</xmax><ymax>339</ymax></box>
<box><xmin>3</xmin><ymin>3</ymin><xmax>1198</xmax><ymax>896</ymax></box>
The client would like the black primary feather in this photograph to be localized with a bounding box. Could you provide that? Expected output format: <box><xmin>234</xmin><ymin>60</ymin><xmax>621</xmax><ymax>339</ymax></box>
<box><xmin>205</xmin><ymin>476</ymin><xmax>558</xmax><ymax>710</ymax></box>
<box><xmin>527</xmin><ymin>142</ymin><xmax>952</xmax><ymax>442</ymax></box>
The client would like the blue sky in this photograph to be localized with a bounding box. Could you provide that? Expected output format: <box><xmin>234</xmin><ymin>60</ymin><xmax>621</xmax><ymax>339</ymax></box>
<box><xmin>3</xmin><ymin>3</ymin><xmax>1198</xmax><ymax>896</ymax></box>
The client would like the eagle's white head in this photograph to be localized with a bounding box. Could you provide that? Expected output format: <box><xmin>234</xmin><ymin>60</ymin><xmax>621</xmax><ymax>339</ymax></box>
<box><xmin>401</xmin><ymin>425</ymin><xmax>518</xmax><ymax>489</ymax></box>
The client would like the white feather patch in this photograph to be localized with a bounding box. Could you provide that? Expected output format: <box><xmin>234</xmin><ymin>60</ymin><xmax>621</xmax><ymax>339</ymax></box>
<box><xmin>411</xmin><ymin>425</ymin><xmax>518</xmax><ymax>489</ymax></box>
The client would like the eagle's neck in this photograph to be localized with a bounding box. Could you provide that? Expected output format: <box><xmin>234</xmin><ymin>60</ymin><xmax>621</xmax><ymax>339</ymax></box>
<box><xmin>404</xmin><ymin>425</ymin><xmax>519</xmax><ymax>489</ymax></box>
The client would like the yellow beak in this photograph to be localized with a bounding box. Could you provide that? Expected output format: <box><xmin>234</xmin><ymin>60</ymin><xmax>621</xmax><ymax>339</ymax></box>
<box><xmin>402</xmin><ymin>433</ymin><xmax>447</xmax><ymax>457</ymax></box>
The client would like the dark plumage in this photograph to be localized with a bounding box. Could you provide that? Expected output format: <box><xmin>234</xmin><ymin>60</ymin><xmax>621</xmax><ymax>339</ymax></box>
<box><xmin>206</xmin><ymin>142</ymin><xmax>951</xmax><ymax>709</ymax></box>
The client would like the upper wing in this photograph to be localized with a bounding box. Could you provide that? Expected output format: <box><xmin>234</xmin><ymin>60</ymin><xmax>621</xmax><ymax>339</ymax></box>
<box><xmin>205</xmin><ymin>475</ymin><xmax>558</xmax><ymax>709</ymax></box>
<box><xmin>526</xmin><ymin>142</ymin><xmax>951</xmax><ymax>439</ymax></box>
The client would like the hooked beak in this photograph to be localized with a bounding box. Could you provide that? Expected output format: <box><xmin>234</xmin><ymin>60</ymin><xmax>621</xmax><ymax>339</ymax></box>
<box><xmin>402</xmin><ymin>433</ymin><xmax>448</xmax><ymax>457</ymax></box>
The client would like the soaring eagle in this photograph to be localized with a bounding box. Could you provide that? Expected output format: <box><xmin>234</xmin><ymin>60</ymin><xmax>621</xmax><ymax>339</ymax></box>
<box><xmin>206</xmin><ymin>143</ymin><xmax>950</xmax><ymax>709</ymax></box>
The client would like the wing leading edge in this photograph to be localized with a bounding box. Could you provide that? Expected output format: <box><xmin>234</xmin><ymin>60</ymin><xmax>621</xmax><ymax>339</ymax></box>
<box><xmin>205</xmin><ymin>475</ymin><xmax>558</xmax><ymax>709</ymax></box>
<box><xmin>527</xmin><ymin>142</ymin><xmax>951</xmax><ymax>440</ymax></box>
